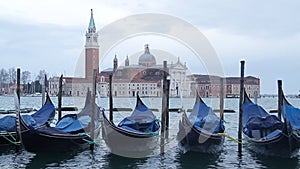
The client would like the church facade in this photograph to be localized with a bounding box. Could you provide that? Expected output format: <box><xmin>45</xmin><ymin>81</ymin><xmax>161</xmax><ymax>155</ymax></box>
<box><xmin>106</xmin><ymin>44</ymin><xmax>190</xmax><ymax>97</ymax></box>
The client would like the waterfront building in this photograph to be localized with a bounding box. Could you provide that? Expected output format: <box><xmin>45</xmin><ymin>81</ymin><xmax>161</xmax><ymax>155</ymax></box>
<box><xmin>189</xmin><ymin>75</ymin><xmax>260</xmax><ymax>98</ymax></box>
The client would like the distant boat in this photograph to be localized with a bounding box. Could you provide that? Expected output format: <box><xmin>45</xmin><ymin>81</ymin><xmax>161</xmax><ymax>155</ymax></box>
<box><xmin>0</xmin><ymin>93</ymin><xmax>55</xmax><ymax>146</ymax></box>
<box><xmin>102</xmin><ymin>94</ymin><xmax>160</xmax><ymax>158</ymax></box>
<box><xmin>177</xmin><ymin>93</ymin><xmax>225</xmax><ymax>153</ymax></box>
<box><xmin>226</xmin><ymin>94</ymin><xmax>239</xmax><ymax>98</ymax></box>
<box><xmin>19</xmin><ymin>90</ymin><xmax>102</xmax><ymax>152</ymax></box>
<box><xmin>242</xmin><ymin>90</ymin><xmax>300</xmax><ymax>157</ymax></box>
<box><xmin>0</xmin><ymin>108</ymin><xmax>35</xmax><ymax>114</ymax></box>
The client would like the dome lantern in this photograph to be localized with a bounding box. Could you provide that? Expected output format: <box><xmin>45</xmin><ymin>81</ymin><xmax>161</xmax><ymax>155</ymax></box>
<box><xmin>138</xmin><ymin>44</ymin><xmax>156</xmax><ymax>67</ymax></box>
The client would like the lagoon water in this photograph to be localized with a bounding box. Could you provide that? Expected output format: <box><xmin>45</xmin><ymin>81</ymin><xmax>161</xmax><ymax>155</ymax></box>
<box><xmin>0</xmin><ymin>96</ymin><xmax>300</xmax><ymax>169</ymax></box>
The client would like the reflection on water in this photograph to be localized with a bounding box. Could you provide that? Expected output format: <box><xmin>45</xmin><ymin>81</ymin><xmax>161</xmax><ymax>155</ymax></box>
<box><xmin>103</xmin><ymin>153</ymin><xmax>147</xmax><ymax>169</ymax></box>
<box><xmin>175</xmin><ymin>151</ymin><xmax>219</xmax><ymax>169</ymax></box>
<box><xmin>250</xmin><ymin>151</ymin><xmax>300</xmax><ymax>169</ymax></box>
<box><xmin>25</xmin><ymin>151</ymin><xmax>79</xmax><ymax>169</ymax></box>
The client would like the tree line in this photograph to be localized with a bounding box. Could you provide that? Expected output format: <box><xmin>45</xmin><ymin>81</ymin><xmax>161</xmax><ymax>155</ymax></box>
<box><xmin>0</xmin><ymin>67</ymin><xmax>48</xmax><ymax>95</ymax></box>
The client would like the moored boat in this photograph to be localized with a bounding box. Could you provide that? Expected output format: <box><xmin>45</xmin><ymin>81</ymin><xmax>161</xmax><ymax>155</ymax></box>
<box><xmin>0</xmin><ymin>94</ymin><xmax>55</xmax><ymax>146</ymax></box>
<box><xmin>177</xmin><ymin>93</ymin><xmax>225</xmax><ymax>153</ymax></box>
<box><xmin>102</xmin><ymin>94</ymin><xmax>160</xmax><ymax>158</ymax></box>
<box><xmin>19</xmin><ymin>90</ymin><xmax>102</xmax><ymax>153</ymax></box>
<box><xmin>242</xmin><ymin>90</ymin><xmax>300</xmax><ymax>157</ymax></box>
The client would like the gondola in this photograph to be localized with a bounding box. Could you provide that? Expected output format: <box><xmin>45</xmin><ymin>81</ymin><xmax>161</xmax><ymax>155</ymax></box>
<box><xmin>19</xmin><ymin>90</ymin><xmax>102</xmax><ymax>152</ymax></box>
<box><xmin>280</xmin><ymin>91</ymin><xmax>300</xmax><ymax>153</ymax></box>
<box><xmin>177</xmin><ymin>93</ymin><xmax>225</xmax><ymax>153</ymax></box>
<box><xmin>0</xmin><ymin>94</ymin><xmax>55</xmax><ymax>146</ymax></box>
<box><xmin>102</xmin><ymin>94</ymin><xmax>160</xmax><ymax>158</ymax></box>
<box><xmin>242</xmin><ymin>90</ymin><xmax>300</xmax><ymax>157</ymax></box>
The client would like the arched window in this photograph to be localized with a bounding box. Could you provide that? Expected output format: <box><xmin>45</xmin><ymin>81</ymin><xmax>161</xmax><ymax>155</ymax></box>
<box><xmin>101</xmin><ymin>76</ymin><xmax>105</xmax><ymax>82</ymax></box>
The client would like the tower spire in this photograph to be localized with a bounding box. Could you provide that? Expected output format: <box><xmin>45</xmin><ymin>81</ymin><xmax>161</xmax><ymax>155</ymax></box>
<box><xmin>88</xmin><ymin>9</ymin><xmax>96</xmax><ymax>33</ymax></box>
<box><xmin>85</xmin><ymin>9</ymin><xmax>99</xmax><ymax>79</ymax></box>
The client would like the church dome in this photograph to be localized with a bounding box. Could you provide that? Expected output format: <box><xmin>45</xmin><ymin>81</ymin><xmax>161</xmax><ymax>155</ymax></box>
<box><xmin>138</xmin><ymin>44</ymin><xmax>156</xmax><ymax>67</ymax></box>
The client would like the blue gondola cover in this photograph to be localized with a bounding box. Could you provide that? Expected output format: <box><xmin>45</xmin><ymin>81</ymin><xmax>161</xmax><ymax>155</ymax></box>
<box><xmin>282</xmin><ymin>100</ymin><xmax>300</xmax><ymax>130</ymax></box>
<box><xmin>189</xmin><ymin>97</ymin><xmax>225</xmax><ymax>134</ymax></box>
<box><xmin>0</xmin><ymin>99</ymin><xmax>55</xmax><ymax>132</ymax></box>
<box><xmin>31</xmin><ymin>101</ymin><xmax>55</xmax><ymax>126</ymax></box>
<box><xmin>0</xmin><ymin>116</ymin><xmax>16</xmax><ymax>132</ymax></box>
<box><xmin>55</xmin><ymin>115</ymin><xmax>91</xmax><ymax>132</ymax></box>
<box><xmin>118</xmin><ymin>96</ymin><xmax>159</xmax><ymax>133</ymax></box>
<box><xmin>243</xmin><ymin>95</ymin><xmax>283</xmax><ymax>138</ymax></box>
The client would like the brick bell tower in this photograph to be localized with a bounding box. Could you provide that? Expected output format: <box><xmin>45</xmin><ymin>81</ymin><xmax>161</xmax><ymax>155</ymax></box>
<box><xmin>85</xmin><ymin>9</ymin><xmax>99</xmax><ymax>79</ymax></box>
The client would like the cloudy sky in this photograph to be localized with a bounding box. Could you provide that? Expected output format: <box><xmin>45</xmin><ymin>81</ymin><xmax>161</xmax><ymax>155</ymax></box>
<box><xmin>0</xmin><ymin>0</ymin><xmax>300</xmax><ymax>94</ymax></box>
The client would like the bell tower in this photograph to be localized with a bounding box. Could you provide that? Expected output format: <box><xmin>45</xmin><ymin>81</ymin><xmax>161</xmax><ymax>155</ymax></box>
<box><xmin>113</xmin><ymin>54</ymin><xmax>118</xmax><ymax>72</ymax></box>
<box><xmin>125</xmin><ymin>55</ymin><xmax>129</xmax><ymax>66</ymax></box>
<box><xmin>85</xmin><ymin>9</ymin><xmax>99</xmax><ymax>79</ymax></box>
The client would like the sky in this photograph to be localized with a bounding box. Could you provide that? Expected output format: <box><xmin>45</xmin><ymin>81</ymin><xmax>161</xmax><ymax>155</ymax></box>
<box><xmin>0</xmin><ymin>0</ymin><xmax>300</xmax><ymax>94</ymax></box>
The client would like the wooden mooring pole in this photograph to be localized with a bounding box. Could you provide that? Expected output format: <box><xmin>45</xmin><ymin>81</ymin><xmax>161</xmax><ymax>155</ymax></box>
<box><xmin>277</xmin><ymin>80</ymin><xmax>283</xmax><ymax>120</ymax></box>
<box><xmin>238</xmin><ymin>60</ymin><xmax>245</xmax><ymax>154</ymax></box>
<box><xmin>165</xmin><ymin>80</ymin><xmax>170</xmax><ymax>139</ymax></box>
<box><xmin>16</xmin><ymin>68</ymin><xmax>21</xmax><ymax>150</ymax></box>
<box><xmin>109</xmin><ymin>74</ymin><xmax>113</xmax><ymax>122</ymax></box>
<box><xmin>160</xmin><ymin>61</ymin><xmax>168</xmax><ymax>154</ymax></box>
<box><xmin>42</xmin><ymin>75</ymin><xmax>46</xmax><ymax>106</ymax></box>
<box><xmin>58</xmin><ymin>75</ymin><xmax>63</xmax><ymax>121</ymax></box>
<box><xmin>220</xmin><ymin>77</ymin><xmax>224</xmax><ymax>121</ymax></box>
<box><xmin>90</xmin><ymin>69</ymin><xmax>97</xmax><ymax>151</ymax></box>
<box><xmin>254</xmin><ymin>91</ymin><xmax>258</xmax><ymax>104</ymax></box>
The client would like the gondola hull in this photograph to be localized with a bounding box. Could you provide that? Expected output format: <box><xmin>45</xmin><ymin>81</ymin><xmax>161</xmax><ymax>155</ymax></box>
<box><xmin>177</xmin><ymin>112</ymin><xmax>224</xmax><ymax>153</ymax></box>
<box><xmin>244</xmin><ymin>133</ymin><xmax>300</xmax><ymax>157</ymax></box>
<box><xmin>21</xmin><ymin>129</ymin><xmax>91</xmax><ymax>152</ymax></box>
<box><xmin>0</xmin><ymin>94</ymin><xmax>55</xmax><ymax>147</ymax></box>
<box><xmin>19</xmin><ymin>116</ymin><xmax>101</xmax><ymax>153</ymax></box>
<box><xmin>0</xmin><ymin>132</ymin><xmax>19</xmax><ymax>146</ymax></box>
<box><xmin>102</xmin><ymin>112</ymin><xmax>158</xmax><ymax>158</ymax></box>
<box><xmin>242</xmin><ymin>90</ymin><xmax>300</xmax><ymax>157</ymax></box>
